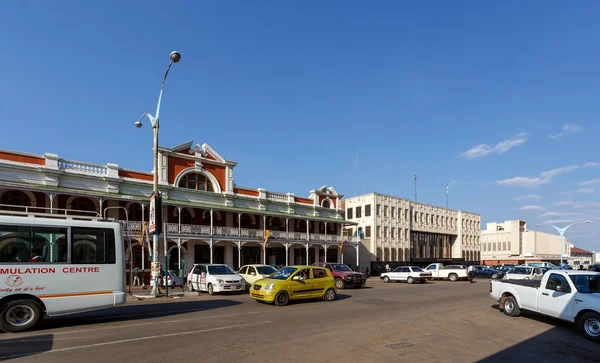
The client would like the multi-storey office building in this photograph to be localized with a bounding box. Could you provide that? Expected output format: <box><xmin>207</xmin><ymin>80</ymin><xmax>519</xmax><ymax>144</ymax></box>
<box><xmin>0</xmin><ymin>141</ymin><xmax>359</xmax><ymax>281</ymax></box>
<box><xmin>342</xmin><ymin>193</ymin><xmax>480</xmax><ymax>269</ymax></box>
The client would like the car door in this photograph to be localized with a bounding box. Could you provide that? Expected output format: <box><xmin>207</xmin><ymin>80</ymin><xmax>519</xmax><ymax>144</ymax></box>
<box><xmin>310</xmin><ymin>267</ymin><xmax>328</xmax><ymax>297</ymax></box>
<box><xmin>238</xmin><ymin>266</ymin><xmax>249</xmax><ymax>287</ymax></box>
<box><xmin>197</xmin><ymin>265</ymin><xmax>208</xmax><ymax>291</ymax></box>
<box><xmin>289</xmin><ymin>267</ymin><xmax>313</xmax><ymax>299</ymax></box>
<box><xmin>425</xmin><ymin>264</ymin><xmax>438</xmax><ymax>278</ymax></box>
<box><xmin>398</xmin><ymin>267</ymin><xmax>410</xmax><ymax>281</ymax></box>
<box><xmin>246</xmin><ymin>266</ymin><xmax>258</xmax><ymax>285</ymax></box>
<box><xmin>537</xmin><ymin>273</ymin><xmax>574</xmax><ymax>319</ymax></box>
<box><xmin>389</xmin><ymin>267</ymin><xmax>402</xmax><ymax>281</ymax></box>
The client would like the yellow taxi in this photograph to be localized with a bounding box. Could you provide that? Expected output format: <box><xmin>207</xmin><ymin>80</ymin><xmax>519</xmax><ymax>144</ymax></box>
<box><xmin>249</xmin><ymin>265</ymin><xmax>336</xmax><ymax>306</ymax></box>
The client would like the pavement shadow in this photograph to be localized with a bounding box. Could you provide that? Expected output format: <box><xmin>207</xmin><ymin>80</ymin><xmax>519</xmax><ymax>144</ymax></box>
<box><xmin>34</xmin><ymin>299</ymin><xmax>242</xmax><ymax>331</ymax></box>
<box><xmin>0</xmin><ymin>334</ymin><xmax>53</xmax><ymax>361</ymax></box>
<box><xmin>478</xmin><ymin>327</ymin><xmax>597</xmax><ymax>362</ymax></box>
<box><xmin>489</xmin><ymin>304</ymin><xmax>572</xmax><ymax>330</ymax></box>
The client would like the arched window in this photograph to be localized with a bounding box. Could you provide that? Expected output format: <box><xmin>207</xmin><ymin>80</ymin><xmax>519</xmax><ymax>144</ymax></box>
<box><xmin>0</xmin><ymin>191</ymin><xmax>30</xmax><ymax>206</ymax></box>
<box><xmin>322</xmin><ymin>200</ymin><xmax>330</xmax><ymax>208</ymax></box>
<box><xmin>179</xmin><ymin>173</ymin><xmax>214</xmax><ymax>192</ymax></box>
<box><xmin>71</xmin><ymin>197</ymin><xmax>96</xmax><ymax>212</ymax></box>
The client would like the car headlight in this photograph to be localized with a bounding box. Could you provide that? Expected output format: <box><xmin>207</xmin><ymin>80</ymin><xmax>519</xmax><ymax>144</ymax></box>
<box><xmin>264</xmin><ymin>283</ymin><xmax>275</xmax><ymax>291</ymax></box>
<box><xmin>217</xmin><ymin>279</ymin><xmax>224</xmax><ymax>284</ymax></box>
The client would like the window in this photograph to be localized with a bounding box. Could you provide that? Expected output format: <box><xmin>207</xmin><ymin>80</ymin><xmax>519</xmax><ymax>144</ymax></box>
<box><xmin>347</xmin><ymin>208</ymin><xmax>353</xmax><ymax>219</ymax></box>
<box><xmin>322</xmin><ymin>200</ymin><xmax>330</xmax><ymax>208</ymax></box>
<box><xmin>405</xmin><ymin>209</ymin><xmax>409</xmax><ymax>220</ymax></box>
<box><xmin>502</xmin><ymin>242</ymin><xmax>507</xmax><ymax>251</ymax></box>
<box><xmin>426</xmin><ymin>214</ymin><xmax>429</xmax><ymax>224</ymax></box>
<box><xmin>376</xmin><ymin>226</ymin><xmax>381</xmax><ymax>237</ymax></box>
<box><xmin>420</xmin><ymin>213</ymin><xmax>423</xmax><ymax>223</ymax></box>
<box><xmin>391</xmin><ymin>228</ymin><xmax>395</xmax><ymax>238</ymax></box>
<box><xmin>239</xmin><ymin>266</ymin><xmax>248</xmax><ymax>274</ymax></box>
<box><xmin>391</xmin><ymin>207</ymin><xmax>395</xmax><ymax>218</ymax></box>
<box><xmin>405</xmin><ymin>229</ymin><xmax>408</xmax><ymax>240</ymax></box>
<box><xmin>508</xmin><ymin>242</ymin><xmax>511</xmax><ymax>250</ymax></box>
<box><xmin>545</xmin><ymin>273</ymin><xmax>570</xmax><ymax>292</ymax></box>
<box><xmin>365</xmin><ymin>226</ymin><xmax>371</xmax><ymax>238</ymax></box>
<box><xmin>312</xmin><ymin>268</ymin><xmax>327</xmax><ymax>279</ymax></box>
<box><xmin>0</xmin><ymin>225</ymin><xmax>68</xmax><ymax>263</ymax></box>
<box><xmin>414</xmin><ymin>212</ymin><xmax>418</xmax><ymax>222</ymax></box>
<box><xmin>376</xmin><ymin>205</ymin><xmax>381</xmax><ymax>216</ymax></box>
<box><xmin>71</xmin><ymin>227</ymin><xmax>116</xmax><ymax>264</ymax></box>
<box><xmin>384</xmin><ymin>206</ymin><xmax>388</xmax><ymax>217</ymax></box>
<box><xmin>384</xmin><ymin>227</ymin><xmax>388</xmax><ymax>238</ymax></box>
<box><xmin>179</xmin><ymin>173</ymin><xmax>214</xmax><ymax>192</ymax></box>
<box><xmin>356</xmin><ymin>206</ymin><xmax>362</xmax><ymax>218</ymax></box>
<box><xmin>365</xmin><ymin>205</ymin><xmax>371</xmax><ymax>217</ymax></box>
<box><xmin>483</xmin><ymin>243</ymin><xmax>486</xmax><ymax>252</ymax></box>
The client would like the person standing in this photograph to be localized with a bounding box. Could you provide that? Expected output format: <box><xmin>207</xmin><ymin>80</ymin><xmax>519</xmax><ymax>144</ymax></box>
<box><xmin>468</xmin><ymin>265</ymin><xmax>475</xmax><ymax>283</ymax></box>
<box><xmin>133</xmin><ymin>267</ymin><xmax>140</xmax><ymax>286</ymax></box>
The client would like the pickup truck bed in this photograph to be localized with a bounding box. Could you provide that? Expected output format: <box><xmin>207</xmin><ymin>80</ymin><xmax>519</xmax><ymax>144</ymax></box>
<box><xmin>500</xmin><ymin>280</ymin><xmax>541</xmax><ymax>288</ymax></box>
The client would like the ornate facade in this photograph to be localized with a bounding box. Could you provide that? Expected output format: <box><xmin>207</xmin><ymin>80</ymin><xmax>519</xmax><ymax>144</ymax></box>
<box><xmin>0</xmin><ymin>141</ymin><xmax>359</xmax><ymax>281</ymax></box>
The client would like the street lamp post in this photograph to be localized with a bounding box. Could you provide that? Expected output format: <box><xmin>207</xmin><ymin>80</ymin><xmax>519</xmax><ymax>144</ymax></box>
<box><xmin>537</xmin><ymin>220</ymin><xmax>591</xmax><ymax>266</ymax></box>
<box><xmin>135</xmin><ymin>51</ymin><xmax>181</xmax><ymax>296</ymax></box>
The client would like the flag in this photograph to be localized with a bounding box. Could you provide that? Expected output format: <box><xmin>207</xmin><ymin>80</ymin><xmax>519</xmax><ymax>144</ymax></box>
<box><xmin>141</xmin><ymin>222</ymin><xmax>146</xmax><ymax>247</ymax></box>
<box><xmin>263</xmin><ymin>230</ymin><xmax>270</xmax><ymax>249</ymax></box>
<box><xmin>340</xmin><ymin>234</ymin><xmax>345</xmax><ymax>253</ymax></box>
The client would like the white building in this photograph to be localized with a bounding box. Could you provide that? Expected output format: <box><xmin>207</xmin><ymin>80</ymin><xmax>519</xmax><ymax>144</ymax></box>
<box><xmin>481</xmin><ymin>220</ymin><xmax>571</xmax><ymax>265</ymax></box>
<box><xmin>342</xmin><ymin>193</ymin><xmax>480</xmax><ymax>269</ymax></box>
<box><xmin>568</xmin><ymin>246</ymin><xmax>594</xmax><ymax>268</ymax></box>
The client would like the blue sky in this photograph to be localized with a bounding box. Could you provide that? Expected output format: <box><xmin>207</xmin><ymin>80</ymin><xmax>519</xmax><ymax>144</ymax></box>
<box><xmin>1</xmin><ymin>1</ymin><xmax>599</xmax><ymax>251</ymax></box>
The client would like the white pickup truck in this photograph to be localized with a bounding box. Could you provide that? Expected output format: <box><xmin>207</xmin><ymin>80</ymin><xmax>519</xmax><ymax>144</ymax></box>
<box><xmin>424</xmin><ymin>263</ymin><xmax>469</xmax><ymax>282</ymax></box>
<box><xmin>490</xmin><ymin>270</ymin><xmax>600</xmax><ymax>341</ymax></box>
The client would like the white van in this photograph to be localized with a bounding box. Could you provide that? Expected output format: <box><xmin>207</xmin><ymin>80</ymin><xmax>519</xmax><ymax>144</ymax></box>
<box><xmin>0</xmin><ymin>206</ymin><xmax>126</xmax><ymax>332</ymax></box>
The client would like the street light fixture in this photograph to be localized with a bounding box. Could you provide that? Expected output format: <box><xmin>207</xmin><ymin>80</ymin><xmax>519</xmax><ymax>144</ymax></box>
<box><xmin>135</xmin><ymin>50</ymin><xmax>181</xmax><ymax>296</ymax></box>
<box><xmin>537</xmin><ymin>220</ymin><xmax>591</xmax><ymax>266</ymax></box>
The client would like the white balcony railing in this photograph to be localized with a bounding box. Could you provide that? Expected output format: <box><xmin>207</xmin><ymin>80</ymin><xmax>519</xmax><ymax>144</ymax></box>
<box><xmin>117</xmin><ymin>220</ymin><xmax>359</xmax><ymax>244</ymax></box>
<box><xmin>266</xmin><ymin>192</ymin><xmax>288</xmax><ymax>202</ymax></box>
<box><xmin>58</xmin><ymin>159</ymin><xmax>108</xmax><ymax>175</ymax></box>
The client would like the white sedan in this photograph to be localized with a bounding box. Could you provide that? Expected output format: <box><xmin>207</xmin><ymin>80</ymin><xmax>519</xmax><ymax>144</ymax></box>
<box><xmin>150</xmin><ymin>270</ymin><xmax>184</xmax><ymax>287</ymax></box>
<box><xmin>187</xmin><ymin>264</ymin><xmax>245</xmax><ymax>295</ymax></box>
<box><xmin>380</xmin><ymin>266</ymin><xmax>432</xmax><ymax>284</ymax></box>
<box><xmin>503</xmin><ymin>266</ymin><xmax>545</xmax><ymax>280</ymax></box>
<box><xmin>238</xmin><ymin>264</ymin><xmax>277</xmax><ymax>290</ymax></box>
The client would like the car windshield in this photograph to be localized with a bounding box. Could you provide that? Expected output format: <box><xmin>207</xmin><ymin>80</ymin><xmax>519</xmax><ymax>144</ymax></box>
<box><xmin>510</xmin><ymin>267</ymin><xmax>532</xmax><ymax>275</ymax></box>
<box><xmin>257</xmin><ymin>266</ymin><xmax>277</xmax><ymax>275</ymax></box>
<box><xmin>569</xmin><ymin>275</ymin><xmax>600</xmax><ymax>293</ymax></box>
<box><xmin>410</xmin><ymin>267</ymin><xmax>424</xmax><ymax>272</ymax></box>
<box><xmin>208</xmin><ymin>265</ymin><xmax>235</xmax><ymax>275</ymax></box>
<box><xmin>331</xmin><ymin>264</ymin><xmax>352</xmax><ymax>272</ymax></box>
<box><xmin>270</xmin><ymin>267</ymin><xmax>297</xmax><ymax>280</ymax></box>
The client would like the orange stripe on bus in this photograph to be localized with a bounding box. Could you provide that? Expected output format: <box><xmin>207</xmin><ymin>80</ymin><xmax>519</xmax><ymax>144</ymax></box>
<box><xmin>38</xmin><ymin>291</ymin><xmax>113</xmax><ymax>299</ymax></box>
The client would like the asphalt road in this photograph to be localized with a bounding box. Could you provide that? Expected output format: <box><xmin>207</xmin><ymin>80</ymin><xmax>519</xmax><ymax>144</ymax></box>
<box><xmin>0</xmin><ymin>279</ymin><xmax>598</xmax><ymax>362</ymax></box>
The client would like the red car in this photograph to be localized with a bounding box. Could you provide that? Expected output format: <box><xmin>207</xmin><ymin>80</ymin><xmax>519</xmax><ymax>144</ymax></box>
<box><xmin>312</xmin><ymin>262</ymin><xmax>367</xmax><ymax>289</ymax></box>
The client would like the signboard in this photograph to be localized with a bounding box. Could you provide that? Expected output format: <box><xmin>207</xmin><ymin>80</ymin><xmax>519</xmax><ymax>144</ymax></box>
<box><xmin>151</xmin><ymin>262</ymin><xmax>160</xmax><ymax>278</ymax></box>
<box><xmin>149</xmin><ymin>192</ymin><xmax>162</xmax><ymax>235</ymax></box>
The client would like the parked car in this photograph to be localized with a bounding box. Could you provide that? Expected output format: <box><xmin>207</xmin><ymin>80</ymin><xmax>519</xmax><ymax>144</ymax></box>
<box><xmin>150</xmin><ymin>270</ymin><xmax>184</xmax><ymax>288</ymax></box>
<box><xmin>249</xmin><ymin>265</ymin><xmax>336</xmax><ymax>306</ymax></box>
<box><xmin>524</xmin><ymin>261</ymin><xmax>557</xmax><ymax>269</ymax></box>
<box><xmin>471</xmin><ymin>265</ymin><xmax>497</xmax><ymax>278</ymax></box>
<box><xmin>313</xmin><ymin>262</ymin><xmax>366</xmax><ymax>289</ymax></box>
<box><xmin>238</xmin><ymin>264</ymin><xmax>277</xmax><ymax>290</ymax></box>
<box><xmin>491</xmin><ymin>265</ymin><xmax>513</xmax><ymax>279</ymax></box>
<box><xmin>490</xmin><ymin>270</ymin><xmax>600</xmax><ymax>341</ymax></box>
<box><xmin>380</xmin><ymin>266</ymin><xmax>432</xmax><ymax>284</ymax></box>
<box><xmin>187</xmin><ymin>264</ymin><xmax>245</xmax><ymax>295</ymax></box>
<box><xmin>424</xmin><ymin>263</ymin><xmax>469</xmax><ymax>281</ymax></box>
<box><xmin>588</xmin><ymin>264</ymin><xmax>600</xmax><ymax>272</ymax></box>
<box><xmin>502</xmin><ymin>266</ymin><xmax>545</xmax><ymax>280</ymax></box>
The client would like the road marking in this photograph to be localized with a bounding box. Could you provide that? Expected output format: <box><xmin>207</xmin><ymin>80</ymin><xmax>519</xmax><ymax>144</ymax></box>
<box><xmin>0</xmin><ymin>310</ymin><xmax>265</xmax><ymax>339</ymax></box>
<box><xmin>1</xmin><ymin>321</ymin><xmax>272</xmax><ymax>359</ymax></box>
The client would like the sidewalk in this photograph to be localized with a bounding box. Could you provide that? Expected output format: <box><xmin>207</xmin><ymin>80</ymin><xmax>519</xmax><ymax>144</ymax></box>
<box><xmin>126</xmin><ymin>284</ymin><xmax>189</xmax><ymax>300</ymax></box>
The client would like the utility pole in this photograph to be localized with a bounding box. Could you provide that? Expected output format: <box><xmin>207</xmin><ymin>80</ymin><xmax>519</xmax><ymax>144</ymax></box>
<box><xmin>414</xmin><ymin>175</ymin><xmax>417</xmax><ymax>202</ymax></box>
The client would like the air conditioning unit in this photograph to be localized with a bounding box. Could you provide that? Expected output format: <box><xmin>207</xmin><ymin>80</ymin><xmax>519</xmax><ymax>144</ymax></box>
<box><xmin>523</xmin><ymin>252</ymin><xmax>536</xmax><ymax>257</ymax></box>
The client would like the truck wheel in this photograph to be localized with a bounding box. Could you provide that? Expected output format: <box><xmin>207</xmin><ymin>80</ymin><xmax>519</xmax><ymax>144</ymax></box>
<box><xmin>449</xmin><ymin>273</ymin><xmax>458</xmax><ymax>282</ymax></box>
<box><xmin>578</xmin><ymin>312</ymin><xmax>600</xmax><ymax>342</ymax></box>
<box><xmin>335</xmin><ymin>278</ymin><xmax>345</xmax><ymax>290</ymax></box>
<box><xmin>502</xmin><ymin>296</ymin><xmax>521</xmax><ymax>317</ymax></box>
<box><xmin>407</xmin><ymin>277</ymin><xmax>414</xmax><ymax>284</ymax></box>
<box><xmin>0</xmin><ymin>299</ymin><xmax>43</xmax><ymax>333</ymax></box>
<box><xmin>207</xmin><ymin>283</ymin><xmax>214</xmax><ymax>295</ymax></box>
<box><xmin>383</xmin><ymin>276</ymin><xmax>390</xmax><ymax>283</ymax></box>
<box><xmin>274</xmin><ymin>291</ymin><xmax>289</xmax><ymax>306</ymax></box>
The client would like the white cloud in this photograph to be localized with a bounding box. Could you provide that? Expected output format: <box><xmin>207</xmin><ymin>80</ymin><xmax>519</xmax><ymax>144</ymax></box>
<box><xmin>459</xmin><ymin>133</ymin><xmax>527</xmax><ymax>159</ymax></box>
<box><xmin>583</xmin><ymin>162</ymin><xmax>600</xmax><ymax>167</ymax></box>
<box><xmin>537</xmin><ymin>211</ymin><xmax>584</xmax><ymax>219</ymax></box>
<box><xmin>554</xmin><ymin>200</ymin><xmax>600</xmax><ymax>209</ymax></box>
<box><xmin>496</xmin><ymin>165</ymin><xmax>578</xmax><ymax>188</ymax></box>
<box><xmin>515</xmin><ymin>194</ymin><xmax>541</xmax><ymax>201</ymax></box>
<box><xmin>579</xmin><ymin>188</ymin><xmax>595</xmax><ymax>194</ymax></box>
<box><xmin>549</xmin><ymin>124</ymin><xmax>581</xmax><ymax>139</ymax></box>
<box><xmin>519</xmin><ymin>205</ymin><xmax>545</xmax><ymax>211</ymax></box>
<box><xmin>578</xmin><ymin>179</ymin><xmax>600</xmax><ymax>187</ymax></box>
<box><xmin>555</xmin><ymin>201</ymin><xmax>577</xmax><ymax>207</ymax></box>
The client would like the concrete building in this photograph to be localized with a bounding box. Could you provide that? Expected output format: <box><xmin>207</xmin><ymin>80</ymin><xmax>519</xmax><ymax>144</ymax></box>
<box><xmin>342</xmin><ymin>193</ymin><xmax>481</xmax><ymax>270</ymax></box>
<box><xmin>568</xmin><ymin>246</ymin><xmax>593</xmax><ymax>268</ymax></box>
<box><xmin>593</xmin><ymin>251</ymin><xmax>600</xmax><ymax>265</ymax></box>
<box><xmin>0</xmin><ymin>141</ymin><xmax>360</xmax><ymax>281</ymax></box>
<box><xmin>481</xmin><ymin>220</ymin><xmax>571</xmax><ymax>265</ymax></box>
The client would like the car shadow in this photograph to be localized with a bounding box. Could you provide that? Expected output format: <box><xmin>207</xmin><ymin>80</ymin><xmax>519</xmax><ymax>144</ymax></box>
<box><xmin>489</xmin><ymin>304</ymin><xmax>573</xmax><ymax>330</ymax></box>
<box><xmin>0</xmin><ymin>334</ymin><xmax>54</xmax><ymax>361</ymax></box>
<box><xmin>31</xmin><ymin>299</ymin><xmax>242</xmax><ymax>332</ymax></box>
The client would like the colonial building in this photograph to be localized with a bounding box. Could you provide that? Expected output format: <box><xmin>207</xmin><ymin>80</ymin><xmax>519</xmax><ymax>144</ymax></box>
<box><xmin>0</xmin><ymin>141</ymin><xmax>359</xmax><ymax>281</ymax></box>
<box><xmin>342</xmin><ymin>193</ymin><xmax>481</xmax><ymax>268</ymax></box>
<box><xmin>481</xmin><ymin>220</ymin><xmax>571</xmax><ymax>265</ymax></box>
<box><xmin>568</xmin><ymin>246</ymin><xmax>593</xmax><ymax>268</ymax></box>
